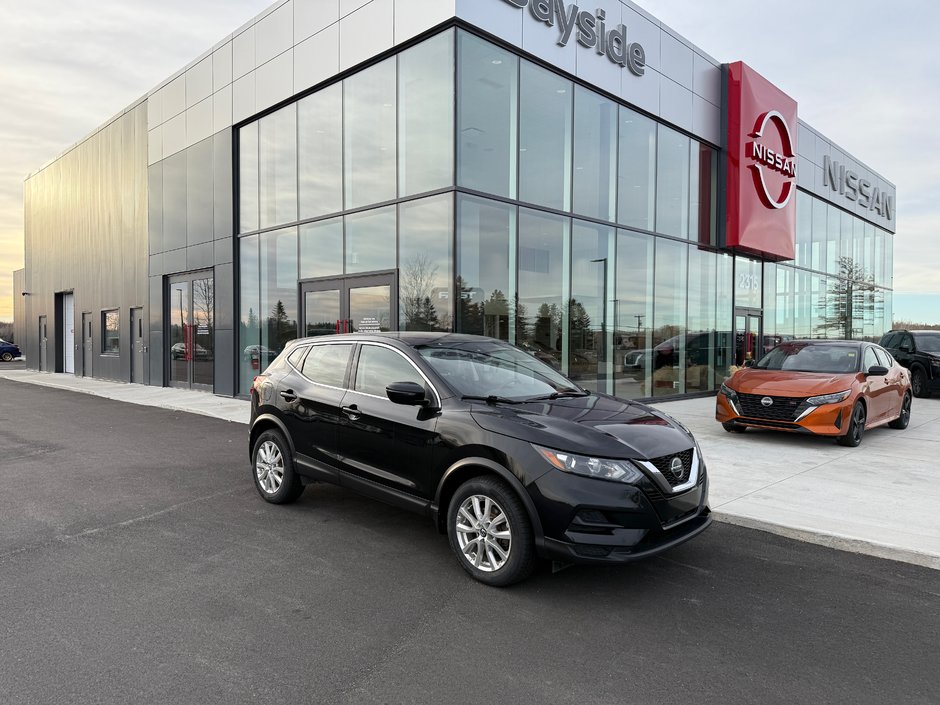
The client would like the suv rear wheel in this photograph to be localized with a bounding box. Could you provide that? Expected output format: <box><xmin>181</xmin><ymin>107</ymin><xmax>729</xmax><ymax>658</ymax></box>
<box><xmin>447</xmin><ymin>476</ymin><xmax>535</xmax><ymax>587</ymax></box>
<box><xmin>252</xmin><ymin>429</ymin><xmax>304</xmax><ymax>504</ymax></box>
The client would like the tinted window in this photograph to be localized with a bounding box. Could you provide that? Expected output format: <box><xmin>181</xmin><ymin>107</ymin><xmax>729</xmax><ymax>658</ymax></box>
<box><xmin>863</xmin><ymin>347</ymin><xmax>879</xmax><ymax>371</ymax></box>
<box><xmin>301</xmin><ymin>344</ymin><xmax>353</xmax><ymax>387</ymax></box>
<box><xmin>880</xmin><ymin>332</ymin><xmax>899</xmax><ymax>348</ymax></box>
<box><xmin>287</xmin><ymin>346</ymin><xmax>308</xmax><ymax>369</ymax></box>
<box><xmin>873</xmin><ymin>347</ymin><xmax>892</xmax><ymax>368</ymax></box>
<box><xmin>354</xmin><ymin>345</ymin><xmax>425</xmax><ymax>397</ymax></box>
<box><xmin>899</xmin><ymin>334</ymin><xmax>914</xmax><ymax>351</ymax></box>
<box><xmin>912</xmin><ymin>332</ymin><xmax>940</xmax><ymax>353</ymax></box>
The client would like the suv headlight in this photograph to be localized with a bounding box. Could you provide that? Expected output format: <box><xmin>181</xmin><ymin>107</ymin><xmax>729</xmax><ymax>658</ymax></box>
<box><xmin>805</xmin><ymin>390</ymin><xmax>851</xmax><ymax>406</ymax></box>
<box><xmin>930</xmin><ymin>357</ymin><xmax>940</xmax><ymax>368</ymax></box>
<box><xmin>534</xmin><ymin>446</ymin><xmax>644</xmax><ymax>484</ymax></box>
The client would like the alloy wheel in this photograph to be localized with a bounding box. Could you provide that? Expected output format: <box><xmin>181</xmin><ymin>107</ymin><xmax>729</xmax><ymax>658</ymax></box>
<box><xmin>455</xmin><ymin>494</ymin><xmax>512</xmax><ymax>573</ymax></box>
<box><xmin>852</xmin><ymin>404</ymin><xmax>866</xmax><ymax>444</ymax></box>
<box><xmin>255</xmin><ymin>440</ymin><xmax>284</xmax><ymax>494</ymax></box>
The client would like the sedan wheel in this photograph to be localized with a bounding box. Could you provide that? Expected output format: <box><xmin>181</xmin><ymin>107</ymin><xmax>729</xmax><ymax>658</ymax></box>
<box><xmin>837</xmin><ymin>402</ymin><xmax>866</xmax><ymax>447</ymax></box>
<box><xmin>251</xmin><ymin>429</ymin><xmax>304</xmax><ymax>504</ymax></box>
<box><xmin>448</xmin><ymin>476</ymin><xmax>535</xmax><ymax>586</ymax></box>
<box><xmin>889</xmin><ymin>392</ymin><xmax>912</xmax><ymax>430</ymax></box>
<box><xmin>0</xmin><ymin>352</ymin><xmax>12</xmax><ymax>362</ymax></box>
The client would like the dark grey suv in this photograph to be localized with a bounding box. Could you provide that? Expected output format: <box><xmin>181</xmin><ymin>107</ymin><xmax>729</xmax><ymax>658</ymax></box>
<box><xmin>880</xmin><ymin>330</ymin><xmax>940</xmax><ymax>398</ymax></box>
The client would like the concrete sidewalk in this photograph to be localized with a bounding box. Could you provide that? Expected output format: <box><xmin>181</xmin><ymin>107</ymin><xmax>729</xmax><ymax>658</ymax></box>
<box><xmin>2</xmin><ymin>367</ymin><xmax>938</xmax><ymax>569</ymax></box>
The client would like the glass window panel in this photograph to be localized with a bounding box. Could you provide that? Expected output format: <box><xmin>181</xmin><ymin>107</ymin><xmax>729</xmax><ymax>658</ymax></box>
<box><xmin>259</xmin><ymin>105</ymin><xmax>297</xmax><ymax>229</ymax></box>
<box><xmin>874</xmin><ymin>230</ymin><xmax>885</xmax><ymax>287</ymax></box>
<box><xmin>716</xmin><ymin>252</ymin><xmax>734</xmax><ymax>376</ymax></box>
<box><xmin>457</xmin><ymin>32</ymin><xmax>518</xmax><ymax>199</ymax></box>
<box><xmin>794</xmin><ymin>268</ymin><xmax>813</xmax><ymax>338</ymax></box>
<box><xmin>298</xmin><ymin>83</ymin><xmax>343</xmax><ymax>219</ymax></box>
<box><xmin>349</xmin><ymin>285</ymin><xmax>392</xmax><ymax>332</ymax></box>
<box><xmin>345</xmin><ymin>205</ymin><xmax>396</xmax><ymax>274</ymax></box>
<box><xmin>355</xmin><ymin>345</ymin><xmax>425</xmax><ymax>397</ymax></box>
<box><xmin>399</xmin><ymin>195</ymin><xmax>453</xmax><ymax>332</ymax></box>
<box><xmin>691</xmin><ymin>143</ymin><xmax>718</xmax><ymax>245</ymax></box>
<box><xmin>618</xmin><ymin>109</ymin><xmax>656</xmax><ymax>231</ymax></box>
<box><xmin>826</xmin><ymin>204</ymin><xmax>841</xmax><ymax>275</ymax></box>
<box><xmin>239</xmin><ymin>123</ymin><xmax>259</xmax><ymax>233</ymax></box>
<box><xmin>572</xmin><ymin>86</ymin><xmax>617</xmax><ymax>222</ymax></box>
<box><xmin>299</xmin><ymin>217</ymin><xmax>343</xmax><ymax>279</ymax></box>
<box><xmin>260</xmin><ymin>227</ymin><xmax>298</xmax><ymax>359</ymax></box>
<box><xmin>652</xmin><ymin>238</ymin><xmax>688</xmax><ymax>397</ymax></box>
<box><xmin>571</xmin><ymin>220</ymin><xmax>614</xmax><ymax>392</ymax></box>
<box><xmin>614</xmin><ymin>230</ymin><xmax>654</xmax><ymax>399</ymax></box>
<box><xmin>517</xmin><ymin>209</ymin><xmax>567</xmax><ymax>372</ymax></box>
<box><xmin>734</xmin><ymin>256</ymin><xmax>762</xmax><ymax>309</ymax></box>
<box><xmin>192</xmin><ymin>277</ymin><xmax>215</xmax><ymax>387</ymax></box>
<box><xmin>344</xmin><ymin>57</ymin><xmax>397</xmax><ymax>209</ymax></box>
<box><xmin>239</xmin><ymin>234</ymin><xmax>260</xmax><ymax>393</ymax></box>
<box><xmin>102</xmin><ymin>310</ymin><xmax>120</xmax><ymax>354</ymax></box>
<box><xmin>655</xmin><ymin>126</ymin><xmax>690</xmax><ymax>238</ymax></box>
<box><xmin>456</xmin><ymin>195</ymin><xmax>515</xmax><ymax>341</ymax></box>
<box><xmin>399</xmin><ymin>31</ymin><xmax>454</xmax><ymax>197</ymax></box>
<box><xmin>811</xmin><ymin>197</ymin><xmax>827</xmax><ymax>273</ymax></box>
<box><xmin>168</xmin><ymin>283</ymin><xmax>188</xmax><ymax>384</ymax></box>
<box><xmin>687</xmin><ymin>247</ymin><xmax>719</xmax><ymax>392</ymax></box>
<box><xmin>796</xmin><ymin>191</ymin><xmax>813</xmax><ymax>269</ymax></box>
<box><xmin>518</xmin><ymin>61</ymin><xmax>572</xmax><ymax>211</ymax></box>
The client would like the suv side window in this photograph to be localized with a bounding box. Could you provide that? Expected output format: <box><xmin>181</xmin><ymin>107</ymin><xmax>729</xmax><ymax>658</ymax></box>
<box><xmin>863</xmin><ymin>347</ymin><xmax>879</xmax><ymax>371</ymax></box>
<box><xmin>881</xmin><ymin>332</ymin><xmax>899</xmax><ymax>349</ymax></box>
<box><xmin>354</xmin><ymin>345</ymin><xmax>426</xmax><ymax>398</ymax></box>
<box><xmin>301</xmin><ymin>344</ymin><xmax>353</xmax><ymax>387</ymax></box>
<box><xmin>287</xmin><ymin>346</ymin><xmax>308</xmax><ymax>369</ymax></box>
<box><xmin>898</xmin><ymin>334</ymin><xmax>915</xmax><ymax>352</ymax></box>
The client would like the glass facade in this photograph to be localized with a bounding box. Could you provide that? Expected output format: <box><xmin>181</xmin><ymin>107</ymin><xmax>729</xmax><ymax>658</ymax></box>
<box><xmin>235</xmin><ymin>27</ymin><xmax>893</xmax><ymax>398</ymax></box>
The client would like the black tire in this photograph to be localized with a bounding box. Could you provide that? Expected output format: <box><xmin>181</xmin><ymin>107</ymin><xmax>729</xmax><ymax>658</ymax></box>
<box><xmin>251</xmin><ymin>429</ymin><xmax>304</xmax><ymax>504</ymax></box>
<box><xmin>447</xmin><ymin>476</ymin><xmax>536</xmax><ymax>587</ymax></box>
<box><xmin>837</xmin><ymin>401</ymin><xmax>866</xmax><ymax>447</ymax></box>
<box><xmin>0</xmin><ymin>352</ymin><xmax>12</xmax><ymax>362</ymax></box>
<box><xmin>911</xmin><ymin>367</ymin><xmax>930</xmax><ymax>398</ymax></box>
<box><xmin>888</xmin><ymin>392</ymin><xmax>912</xmax><ymax>430</ymax></box>
<box><xmin>722</xmin><ymin>421</ymin><xmax>746</xmax><ymax>433</ymax></box>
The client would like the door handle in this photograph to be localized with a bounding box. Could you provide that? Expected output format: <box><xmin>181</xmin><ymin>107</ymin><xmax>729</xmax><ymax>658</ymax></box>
<box><xmin>279</xmin><ymin>390</ymin><xmax>298</xmax><ymax>403</ymax></box>
<box><xmin>341</xmin><ymin>404</ymin><xmax>361</xmax><ymax>421</ymax></box>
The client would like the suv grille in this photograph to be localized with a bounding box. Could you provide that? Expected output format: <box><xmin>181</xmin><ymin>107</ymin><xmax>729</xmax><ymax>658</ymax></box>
<box><xmin>737</xmin><ymin>393</ymin><xmax>808</xmax><ymax>421</ymax></box>
<box><xmin>647</xmin><ymin>448</ymin><xmax>694</xmax><ymax>487</ymax></box>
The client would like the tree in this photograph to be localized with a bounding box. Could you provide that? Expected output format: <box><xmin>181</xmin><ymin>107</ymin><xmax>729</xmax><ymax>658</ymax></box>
<box><xmin>401</xmin><ymin>253</ymin><xmax>441</xmax><ymax>331</ymax></box>
<box><xmin>816</xmin><ymin>257</ymin><xmax>876</xmax><ymax>339</ymax></box>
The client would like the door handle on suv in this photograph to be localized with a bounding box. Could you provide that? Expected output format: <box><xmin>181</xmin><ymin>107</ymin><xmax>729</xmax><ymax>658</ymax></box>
<box><xmin>341</xmin><ymin>404</ymin><xmax>361</xmax><ymax>421</ymax></box>
<box><xmin>279</xmin><ymin>389</ymin><xmax>298</xmax><ymax>403</ymax></box>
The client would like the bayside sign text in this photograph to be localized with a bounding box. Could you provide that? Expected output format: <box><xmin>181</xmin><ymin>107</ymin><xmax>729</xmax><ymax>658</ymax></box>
<box><xmin>501</xmin><ymin>0</ymin><xmax>646</xmax><ymax>76</ymax></box>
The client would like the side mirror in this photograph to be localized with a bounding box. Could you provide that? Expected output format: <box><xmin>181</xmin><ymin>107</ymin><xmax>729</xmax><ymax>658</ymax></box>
<box><xmin>866</xmin><ymin>365</ymin><xmax>889</xmax><ymax>377</ymax></box>
<box><xmin>386</xmin><ymin>381</ymin><xmax>429</xmax><ymax>406</ymax></box>
<box><xmin>899</xmin><ymin>344</ymin><xmax>912</xmax><ymax>353</ymax></box>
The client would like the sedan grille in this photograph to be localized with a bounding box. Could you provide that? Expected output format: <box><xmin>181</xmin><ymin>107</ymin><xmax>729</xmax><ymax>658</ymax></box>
<box><xmin>737</xmin><ymin>393</ymin><xmax>809</xmax><ymax>422</ymax></box>
<box><xmin>647</xmin><ymin>448</ymin><xmax>694</xmax><ymax>488</ymax></box>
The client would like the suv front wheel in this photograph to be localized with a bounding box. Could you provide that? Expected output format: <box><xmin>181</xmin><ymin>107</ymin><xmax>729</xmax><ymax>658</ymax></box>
<box><xmin>447</xmin><ymin>476</ymin><xmax>536</xmax><ymax>587</ymax></box>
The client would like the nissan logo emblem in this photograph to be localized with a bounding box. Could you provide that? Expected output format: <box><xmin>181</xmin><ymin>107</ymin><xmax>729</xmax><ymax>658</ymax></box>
<box><xmin>670</xmin><ymin>457</ymin><xmax>684</xmax><ymax>479</ymax></box>
<box><xmin>761</xmin><ymin>396</ymin><xmax>774</xmax><ymax>407</ymax></box>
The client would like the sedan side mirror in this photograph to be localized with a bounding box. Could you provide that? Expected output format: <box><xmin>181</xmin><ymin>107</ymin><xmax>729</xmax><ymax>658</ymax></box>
<box><xmin>866</xmin><ymin>365</ymin><xmax>889</xmax><ymax>377</ymax></box>
<box><xmin>386</xmin><ymin>381</ymin><xmax>430</xmax><ymax>406</ymax></box>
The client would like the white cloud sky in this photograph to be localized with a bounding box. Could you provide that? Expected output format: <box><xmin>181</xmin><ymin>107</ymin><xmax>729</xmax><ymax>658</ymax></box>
<box><xmin>1</xmin><ymin>0</ymin><xmax>937</xmax><ymax>321</ymax></box>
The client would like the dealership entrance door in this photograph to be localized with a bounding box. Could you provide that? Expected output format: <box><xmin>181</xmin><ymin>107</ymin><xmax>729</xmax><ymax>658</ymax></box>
<box><xmin>301</xmin><ymin>272</ymin><xmax>397</xmax><ymax>338</ymax></box>
<box><xmin>167</xmin><ymin>271</ymin><xmax>214</xmax><ymax>391</ymax></box>
<box><xmin>734</xmin><ymin>309</ymin><xmax>762</xmax><ymax>366</ymax></box>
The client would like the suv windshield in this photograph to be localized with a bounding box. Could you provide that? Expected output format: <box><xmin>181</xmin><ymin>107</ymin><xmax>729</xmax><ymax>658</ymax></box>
<box><xmin>913</xmin><ymin>332</ymin><xmax>940</xmax><ymax>353</ymax></box>
<box><xmin>417</xmin><ymin>340</ymin><xmax>583</xmax><ymax>400</ymax></box>
<box><xmin>755</xmin><ymin>343</ymin><xmax>860</xmax><ymax>374</ymax></box>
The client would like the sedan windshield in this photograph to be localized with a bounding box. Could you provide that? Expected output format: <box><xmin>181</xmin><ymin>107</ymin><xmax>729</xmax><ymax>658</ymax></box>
<box><xmin>756</xmin><ymin>343</ymin><xmax>860</xmax><ymax>373</ymax></box>
<box><xmin>417</xmin><ymin>340</ymin><xmax>583</xmax><ymax>400</ymax></box>
<box><xmin>913</xmin><ymin>332</ymin><xmax>940</xmax><ymax>353</ymax></box>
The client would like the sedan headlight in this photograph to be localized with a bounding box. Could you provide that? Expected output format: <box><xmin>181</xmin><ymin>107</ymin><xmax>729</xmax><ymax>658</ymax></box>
<box><xmin>534</xmin><ymin>445</ymin><xmax>644</xmax><ymax>484</ymax></box>
<box><xmin>805</xmin><ymin>390</ymin><xmax>851</xmax><ymax>406</ymax></box>
<box><xmin>719</xmin><ymin>382</ymin><xmax>739</xmax><ymax>400</ymax></box>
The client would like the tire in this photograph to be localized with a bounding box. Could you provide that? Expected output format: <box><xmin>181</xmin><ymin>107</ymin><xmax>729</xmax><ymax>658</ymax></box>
<box><xmin>911</xmin><ymin>367</ymin><xmax>930</xmax><ymax>398</ymax></box>
<box><xmin>0</xmin><ymin>352</ymin><xmax>12</xmax><ymax>362</ymax></box>
<box><xmin>888</xmin><ymin>392</ymin><xmax>912</xmax><ymax>430</ymax></box>
<box><xmin>251</xmin><ymin>429</ymin><xmax>304</xmax><ymax>504</ymax></box>
<box><xmin>837</xmin><ymin>401</ymin><xmax>866</xmax><ymax>447</ymax></box>
<box><xmin>447</xmin><ymin>476</ymin><xmax>536</xmax><ymax>587</ymax></box>
<box><xmin>722</xmin><ymin>421</ymin><xmax>746</xmax><ymax>433</ymax></box>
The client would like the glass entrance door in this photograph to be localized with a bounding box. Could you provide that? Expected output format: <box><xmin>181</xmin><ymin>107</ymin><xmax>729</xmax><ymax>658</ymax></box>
<box><xmin>168</xmin><ymin>271</ymin><xmax>214</xmax><ymax>391</ymax></box>
<box><xmin>301</xmin><ymin>272</ymin><xmax>397</xmax><ymax>338</ymax></box>
<box><xmin>734</xmin><ymin>310</ymin><xmax>762</xmax><ymax>367</ymax></box>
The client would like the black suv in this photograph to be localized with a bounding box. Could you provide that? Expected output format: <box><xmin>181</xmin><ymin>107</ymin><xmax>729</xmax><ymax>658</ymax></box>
<box><xmin>880</xmin><ymin>330</ymin><xmax>940</xmax><ymax>398</ymax></box>
<box><xmin>249</xmin><ymin>333</ymin><xmax>711</xmax><ymax>586</ymax></box>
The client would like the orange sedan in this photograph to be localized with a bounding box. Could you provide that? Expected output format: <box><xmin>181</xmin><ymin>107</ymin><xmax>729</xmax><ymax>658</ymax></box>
<box><xmin>716</xmin><ymin>340</ymin><xmax>912</xmax><ymax>447</ymax></box>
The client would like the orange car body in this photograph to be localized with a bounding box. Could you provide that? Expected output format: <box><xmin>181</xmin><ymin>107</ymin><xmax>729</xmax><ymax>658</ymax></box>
<box><xmin>716</xmin><ymin>342</ymin><xmax>911</xmax><ymax>439</ymax></box>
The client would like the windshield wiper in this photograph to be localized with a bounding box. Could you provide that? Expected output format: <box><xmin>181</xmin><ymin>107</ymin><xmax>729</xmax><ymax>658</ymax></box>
<box><xmin>461</xmin><ymin>395</ymin><xmax>525</xmax><ymax>405</ymax></box>
<box><xmin>523</xmin><ymin>390</ymin><xmax>590</xmax><ymax>401</ymax></box>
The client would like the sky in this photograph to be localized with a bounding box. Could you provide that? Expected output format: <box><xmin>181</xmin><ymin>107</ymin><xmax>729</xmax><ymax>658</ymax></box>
<box><xmin>0</xmin><ymin>0</ymin><xmax>938</xmax><ymax>322</ymax></box>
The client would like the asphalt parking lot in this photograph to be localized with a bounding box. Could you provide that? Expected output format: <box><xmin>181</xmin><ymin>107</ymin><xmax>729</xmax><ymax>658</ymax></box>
<box><xmin>1</xmin><ymin>378</ymin><xmax>939</xmax><ymax>705</ymax></box>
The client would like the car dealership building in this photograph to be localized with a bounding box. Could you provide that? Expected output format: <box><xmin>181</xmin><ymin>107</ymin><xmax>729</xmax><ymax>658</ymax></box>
<box><xmin>19</xmin><ymin>0</ymin><xmax>897</xmax><ymax>400</ymax></box>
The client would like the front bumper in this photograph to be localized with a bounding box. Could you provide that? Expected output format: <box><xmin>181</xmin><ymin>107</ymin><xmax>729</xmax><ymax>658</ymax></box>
<box><xmin>715</xmin><ymin>391</ymin><xmax>851</xmax><ymax>437</ymax></box>
<box><xmin>525</xmin><ymin>459</ymin><xmax>711</xmax><ymax>564</ymax></box>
